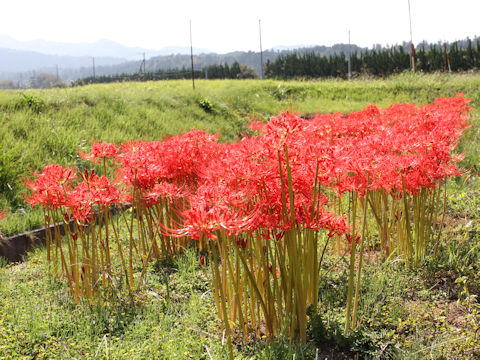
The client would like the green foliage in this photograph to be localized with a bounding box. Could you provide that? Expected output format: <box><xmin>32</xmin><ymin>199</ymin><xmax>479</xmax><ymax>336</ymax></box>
<box><xmin>307</xmin><ymin>312</ymin><xmax>375</xmax><ymax>358</ymax></box>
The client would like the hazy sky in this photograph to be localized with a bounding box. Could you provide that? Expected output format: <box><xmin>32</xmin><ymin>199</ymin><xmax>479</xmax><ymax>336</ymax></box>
<box><xmin>1</xmin><ymin>0</ymin><xmax>478</xmax><ymax>53</ymax></box>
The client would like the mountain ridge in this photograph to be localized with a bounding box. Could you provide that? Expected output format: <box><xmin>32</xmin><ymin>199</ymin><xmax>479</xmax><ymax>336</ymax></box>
<box><xmin>0</xmin><ymin>35</ymin><xmax>212</xmax><ymax>59</ymax></box>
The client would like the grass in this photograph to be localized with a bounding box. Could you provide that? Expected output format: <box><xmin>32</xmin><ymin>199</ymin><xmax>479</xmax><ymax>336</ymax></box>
<box><xmin>0</xmin><ymin>73</ymin><xmax>480</xmax><ymax>359</ymax></box>
<box><xmin>0</xmin><ymin>248</ymin><xmax>232</xmax><ymax>359</ymax></box>
<box><xmin>1</xmin><ymin>203</ymin><xmax>479</xmax><ymax>359</ymax></box>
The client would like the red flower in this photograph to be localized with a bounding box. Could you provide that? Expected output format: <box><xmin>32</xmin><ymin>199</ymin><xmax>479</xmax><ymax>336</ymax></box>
<box><xmin>24</xmin><ymin>164</ymin><xmax>77</xmax><ymax>209</ymax></box>
<box><xmin>79</xmin><ymin>141</ymin><xmax>118</xmax><ymax>164</ymax></box>
<box><xmin>67</xmin><ymin>172</ymin><xmax>120</xmax><ymax>222</ymax></box>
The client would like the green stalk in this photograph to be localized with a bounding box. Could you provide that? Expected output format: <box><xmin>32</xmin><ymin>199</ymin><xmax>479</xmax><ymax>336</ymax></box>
<box><xmin>226</xmin><ymin>238</ymin><xmax>247</xmax><ymax>336</ymax></box>
<box><xmin>91</xmin><ymin>217</ymin><xmax>98</xmax><ymax>292</ymax></box>
<box><xmin>312</xmin><ymin>230</ymin><xmax>320</xmax><ymax>308</ymax></box>
<box><xmin>267</xmin><ymin>237</ymin><xmax>281</xmax><ymax>335</ymax></box>
<box><xmin>401</xmin><ymin>176</ymin><xmax>413</xmax><ymax>267</ymax></box>
<box><xmin>44</xmin><ymin>210</ymin><xmax>51</xmax><ymax>265</ymax></box>
<box><xmin>419</xmin><ymin>189</ymin><xmax>427</xmax><ymax>261</ymax></box>
<box><xmin>344</xmin><ymin>192</ymin><xmax>357</xmax><ymax>333</ymax></box>
<box><xmin>277</xmin><ymin>151</ymin><xmax>293</xmax><ymax>327</ymax></box>
<box><xmin>103</xmin><ymin>206</ymin><xmax>112</xmax><ymax>276</ymax></box>
<box><xmin>284</xmin><ymin>144</ymin><xmax>307</xmax><ymax>342</ymax></box>
<box><xmin>352</xmin><ymin>191</ymin><xmax>369</xmax><ymax>328</ymax></box>
<box><xmin>109</xmin><ymin>211</ymin><xmax>130</xmax><ymax>291</ymax></box>
<box><xmin>61</xmin><ymin>212</ymin><xmax>79</xmax><ymax>300</ymax></box>
<box><xmin>207</xmin><ymin>241</ymin><xmax>222</xmax><ymax>326</ymax></box>
<box><xmin>234</xmin><ymin>239</ymin><xmax>273</xmax><ymax>338</ymax></box>
<box><xmin>53</xmin><ymin>208</ymin><xmax>77</xmax><ymax>303</ymax></box>
<box><xmin>309</xmin><ymin>162</ymin><xmax>320</xmax><ymax>308</ymax></box>
<box><xmin>433</xmin><ymin>179</ymin><xmax>448</xmax><ymax>257</ymax></box>
<box><xmin>212</xmin><ymin>243</ymin><xmax>235</xmax><ymax>360</ymax></box>
<box><xmin>47</xmin><ymin>206</ymin><xmax>59</xmax><ymax>276</ymax></box>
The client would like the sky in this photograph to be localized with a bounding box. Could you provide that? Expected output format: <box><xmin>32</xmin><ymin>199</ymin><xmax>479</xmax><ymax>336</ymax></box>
<box><xmin>1</xmin><ymin>0</ymin><xmax>479</xmax><ymax>53</ymax></box>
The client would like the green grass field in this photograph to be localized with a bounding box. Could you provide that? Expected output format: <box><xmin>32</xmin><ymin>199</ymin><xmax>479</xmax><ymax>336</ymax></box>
<box><xmin>0</xmin><ymin>74</ymin><xmax>479</xmax><ymax>359</ymax></box>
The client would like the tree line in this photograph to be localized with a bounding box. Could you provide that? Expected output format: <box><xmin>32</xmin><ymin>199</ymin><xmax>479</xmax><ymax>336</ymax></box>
<box><xmin>72</xmin><ymin>61</ymin><xmax>257</xmax><ymax>86</ymax></box>
<box><xmin>265</xmin><ymin>38</ymin><xmax>480</xmax><ymax>79</ymax></box>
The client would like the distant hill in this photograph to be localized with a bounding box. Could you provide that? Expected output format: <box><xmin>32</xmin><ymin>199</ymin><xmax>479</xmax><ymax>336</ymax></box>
<box><xmin>0</xmin><ymin>42</ymin><xmax>366</xmax><ymax>83</ymax></box>
<box><xmin>0</xmin><ymin>36</ymin><xmax>213</xmax><ymax>83</ymax></box>
<box><xmin>0</xmin><ymin>47</ymin><xmax>126</xmax><ymax>73</ymax></box>
<box><xmin>0</xmin><ymin>35</ymin><xmax>212</xmax><ymax>60</ymax></box>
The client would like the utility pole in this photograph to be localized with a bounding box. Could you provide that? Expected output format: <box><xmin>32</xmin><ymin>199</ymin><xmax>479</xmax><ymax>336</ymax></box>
<box><xmin>92</xmin><ymin>57</ymin><xmax>96</xmax><ymax>80</ymax></box>
<box><xmin>259</xmin><ymin>19</ymin><xmax>264</xmax><ymax>79</ymax></box>
<box><xmin>408</xmin><ymin>0</ymin><xmax>415</xmax><ymax>72</ymax></box>
<box><xmin>137</xmin><ymin>53</ymin><xmax>146</xmax><ymax>76</ymax></box>
<box><xmin>190</xmin><ymin>20</ymin><xmax>195</xmax><ymax>90</ymax></box>
<box><xmin>348</xmin><ymin>30</ymin><xmax>351</xmax><ymax>80</ymax></box>
<box><xmin>56</xmin><ymin>65</ymin><xmax>59</xmax><ymax>83</ymax></box>
<box><xmin>444</xmin><ymin>42</ymin><xmax>451</xmax><ymax>73</ymax></box>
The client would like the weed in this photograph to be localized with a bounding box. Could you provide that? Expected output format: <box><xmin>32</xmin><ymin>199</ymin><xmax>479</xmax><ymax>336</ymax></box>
<box><xmin>199</xmin><ymin>97</ymin><xmax>214</xmax><ymax>112</ymax></box>
<box><xmin>15</xmin><ymin>93</ymin><xmax>45</xmax><ymax>113</ymax></box>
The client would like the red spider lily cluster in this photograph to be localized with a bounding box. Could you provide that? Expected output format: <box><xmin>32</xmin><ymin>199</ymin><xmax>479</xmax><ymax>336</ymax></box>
<box><xmin>23</xmin><ymin>94</ymin><xmax>471</xmax><ymax>344</ymax></box>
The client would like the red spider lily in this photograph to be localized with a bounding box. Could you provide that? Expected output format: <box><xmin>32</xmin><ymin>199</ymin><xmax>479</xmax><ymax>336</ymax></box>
<box><xmin>346</xmin><ymin>232</ymin><xmax>362</xmax><ymax>245</ymax></box>
<box><xmin>79</xmin><ymin>141</ymin><xmax>118</xmax><ymax>164</ymax></box>
<box><xmin>24</xmin><ymin>164</ymin><xmax>77</xmax><ymax>209</ymax></box>
<box><xmin>116</xmin><ymin>130</ymin><xmax>219</xmax><ymax>192</ymax></box>
<box><xmin>115</xmin><ymin>140</ymin><xmax>165</xmax><ymax>191</ymax></box>
<box><xmin>143</xmin><ymin>182</ymin><xmax>185</xmax><ymax>206</ymax></box>
<box><xmin>165</xmin><ymin>184</ymin><xmax>260</xmax><ymax>241</ymax></box>
<box><xmin>66</xmin><ymin>173</ymin><xmax>120</xmax><ymax>222</ymax></box>
<box><xmin>0</xmin><ymin>210</ymin><xmax>6</xmax><ymax>221</ymax></box>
